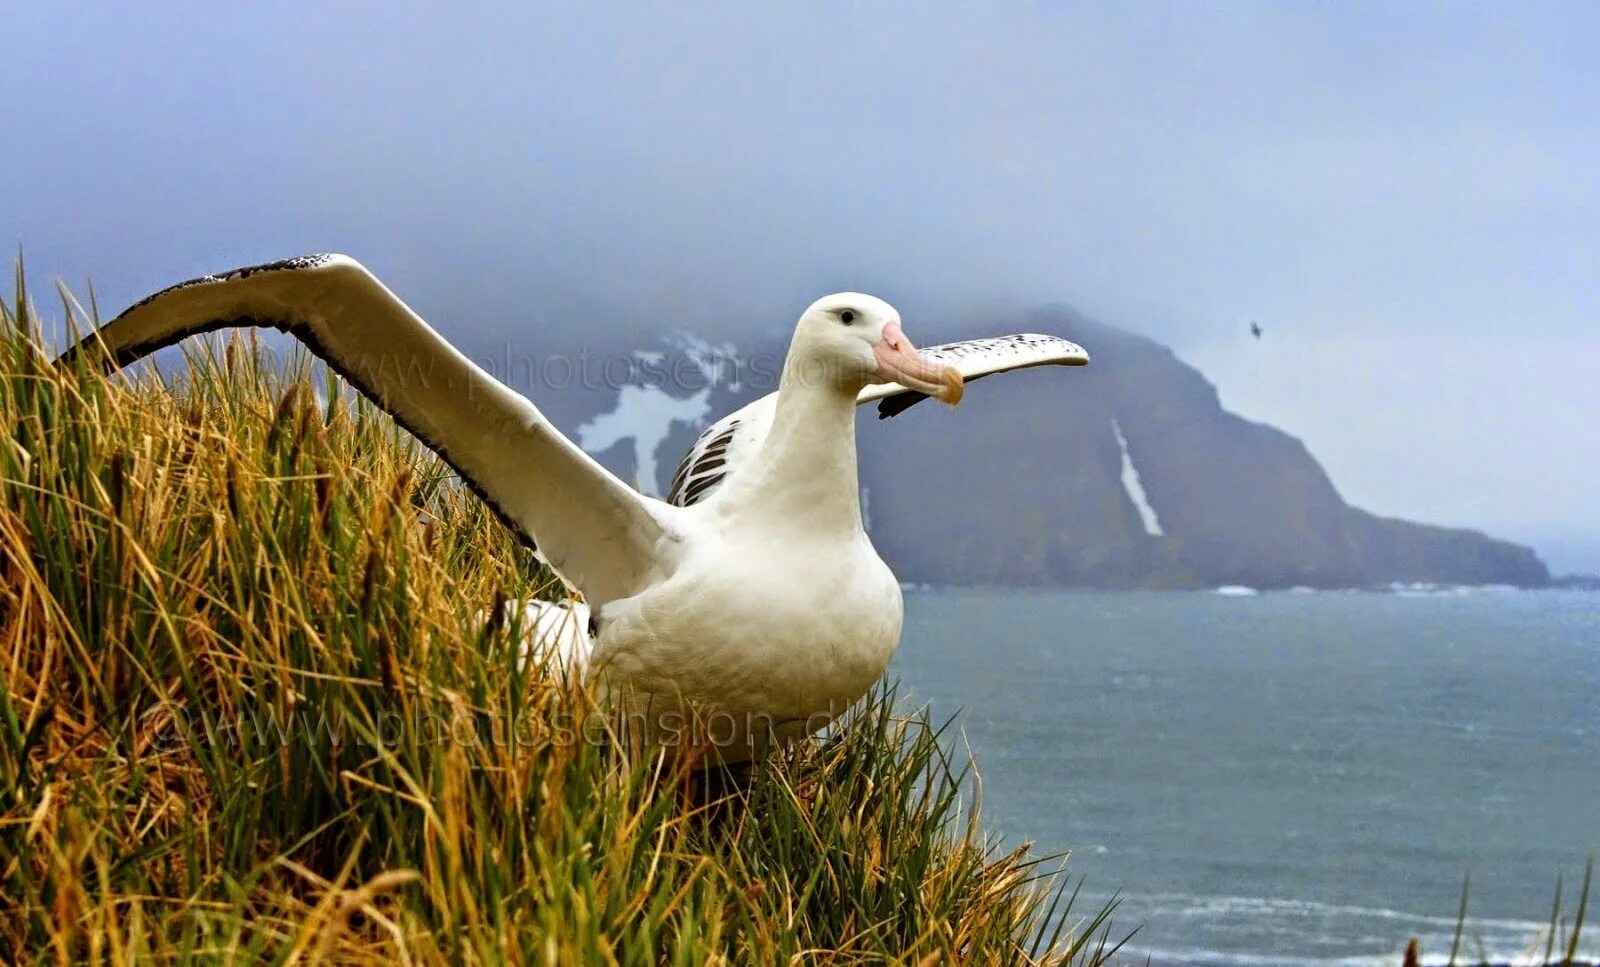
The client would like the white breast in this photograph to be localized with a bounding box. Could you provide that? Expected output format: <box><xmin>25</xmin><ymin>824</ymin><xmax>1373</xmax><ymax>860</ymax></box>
<box><xmin>589</xmin><ymin>523</ymin><xmax>902</xmax><ymax>759</ymax></box>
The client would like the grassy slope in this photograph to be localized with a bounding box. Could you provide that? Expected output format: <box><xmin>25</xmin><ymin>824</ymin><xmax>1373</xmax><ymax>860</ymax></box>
<box><xmin>0</xmin><ymin>272</ymin><xmax>1124</xmax><ymax>965</ymax></box>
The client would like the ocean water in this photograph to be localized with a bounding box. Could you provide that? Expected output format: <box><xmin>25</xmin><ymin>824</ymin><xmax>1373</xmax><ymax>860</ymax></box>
<box><xmin>894</xmin><ymin>588</ymin><xmax>1600</xmax><ymax>966</ymax></box>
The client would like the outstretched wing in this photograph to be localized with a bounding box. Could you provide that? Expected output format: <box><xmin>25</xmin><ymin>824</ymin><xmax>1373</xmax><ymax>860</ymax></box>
<box><xmin>61</xmin><ymin>254</ymin><xmax>679</xmax><ymax>605</ymax></box>
<box><xmin>860</xmin><ymin>332</ymin><xmax>1091</xmax><ymax>418</ymax></box>
<box><xmin>665</xmin><ymin>333</ymin><xmax>1088</xmax><ymax>508</ymax></box>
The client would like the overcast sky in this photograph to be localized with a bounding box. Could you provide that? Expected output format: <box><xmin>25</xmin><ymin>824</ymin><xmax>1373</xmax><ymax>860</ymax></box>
<box><xmin>4</xmin><ymin>3</ymin><xmax>1596</xmax><ymax>569</ymax></box>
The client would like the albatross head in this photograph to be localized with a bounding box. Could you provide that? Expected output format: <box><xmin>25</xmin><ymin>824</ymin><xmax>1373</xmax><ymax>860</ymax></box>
<box><xmin>789</xmin><ymin>292</ymin><xmax>964</xmax><ymax>405</ymax></box>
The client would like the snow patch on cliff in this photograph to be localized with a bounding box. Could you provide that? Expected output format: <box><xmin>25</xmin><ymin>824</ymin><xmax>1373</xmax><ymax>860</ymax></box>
<box><xmin>1112</xmin><ymin>418</ymin><xmax>1164</xmax><ymax>537</ymax></box>
<box><xmin>576</xmin><ymin>335</ymin><xmax>741</xmax><ymax>496</ymax></box>
<box><xmin>577</xmin><ymin>386</ymin><xmax>712</xmax><ymax>494</ymax></box>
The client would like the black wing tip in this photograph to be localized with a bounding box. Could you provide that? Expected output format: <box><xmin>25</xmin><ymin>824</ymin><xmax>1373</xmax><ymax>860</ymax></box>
<box><xmin>112</xmin><ymin>253</ymin><xmax>349</xmax><ymax>322</ymax></box>
<box><xmin>56</xmin><ymin>315</ymin><xmax>269</xmax><ymax>372</ymax></box>
<box><xmin>877</xmin><ymin>393</ymin><xmax>928</xmax><ymax>419</ymax></box>
<box><xmin>55</xmin><ymin>254</ymin><xmax>354</xmax><ymax>370</ymax></box>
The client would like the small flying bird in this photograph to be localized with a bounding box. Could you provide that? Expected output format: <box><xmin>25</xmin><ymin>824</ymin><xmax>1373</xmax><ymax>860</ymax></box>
<box><xmin>1250</xmin><ymin>321</ymin><xmax>1262</xmax><ymax>340</ymax></box>
<box><xmin>60</xmin><ymin>254</ymin><xmax>1091</xmax><ymax>762</ymax></box>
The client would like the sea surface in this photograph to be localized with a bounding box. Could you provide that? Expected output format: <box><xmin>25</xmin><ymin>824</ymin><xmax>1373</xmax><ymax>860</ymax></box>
<box><xmin>893</xmin><ymin>588</ymin><xmax>1600</xmax><ymax>966</ymax></box>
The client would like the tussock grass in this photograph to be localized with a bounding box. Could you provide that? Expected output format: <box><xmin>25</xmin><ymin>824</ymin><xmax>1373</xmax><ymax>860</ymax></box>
<box><xmin>0</xmin><ymin>268</ymin><xmax>1122</xmax><ymax>964</ymax></box>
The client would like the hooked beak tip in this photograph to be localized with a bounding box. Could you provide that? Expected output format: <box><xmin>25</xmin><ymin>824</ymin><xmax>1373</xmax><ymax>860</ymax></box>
<box><xmin>940</xmin><ymin>367</ymin><xmax>965</xmax><ymax>406</ymax></box>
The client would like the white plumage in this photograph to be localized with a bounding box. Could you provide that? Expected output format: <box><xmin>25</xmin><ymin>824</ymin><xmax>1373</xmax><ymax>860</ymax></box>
<box><xmin>64</xmin><ymin>255</ymin><xmax>1089</xmax><ymax>761</ymax></box>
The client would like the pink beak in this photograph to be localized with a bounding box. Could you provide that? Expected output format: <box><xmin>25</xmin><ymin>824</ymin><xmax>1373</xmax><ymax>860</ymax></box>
<box><xmin>873</xmin><ymin>321</ymin><xmax>964</xmax><ymax>406</ymax></box>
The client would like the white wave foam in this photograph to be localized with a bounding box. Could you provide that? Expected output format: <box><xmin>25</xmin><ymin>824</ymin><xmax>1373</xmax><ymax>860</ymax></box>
<box><xmin>1119</xmin><ymin>892</ymin><xmax>1584</xmax><ymax>967</ymax></box>
<box><xmin>1130</xmin><ymin>892</ymin><xmax>1547</xmax><ymax>932</ymax></box>
<box><xmin>1126</xmin><ymin>943</ymin><xmax>1565</xmax><ymax>967</ymax></box>
<box><xmin>1127</xmin><ymin>944</ymin><xmax>1389</xmax><ymax>967</ymax></box>
<box><xmin>1384</xmin><ymin>582</ymin><xmax>1523</xmax><ymax>597</ymax></box>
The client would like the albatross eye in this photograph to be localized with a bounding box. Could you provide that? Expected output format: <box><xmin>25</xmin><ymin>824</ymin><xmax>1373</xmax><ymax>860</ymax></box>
<box><xmin>840</xmin><ymin>310</ymin><xmax>856</xmax><ymax>325</ymax></box>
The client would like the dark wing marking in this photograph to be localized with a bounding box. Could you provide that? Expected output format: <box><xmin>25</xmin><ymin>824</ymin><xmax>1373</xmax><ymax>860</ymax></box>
<box><xmin>666</xmin><ymin>417</ymin><xmax>745</xmax><ymax>506</ymax></box>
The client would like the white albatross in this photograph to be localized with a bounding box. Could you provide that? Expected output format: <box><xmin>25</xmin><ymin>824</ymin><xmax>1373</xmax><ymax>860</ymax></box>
<box><xmin>61</xmin><ymin>254</ymin><xmax>1089</xmax><ymax>761</ymax></box>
